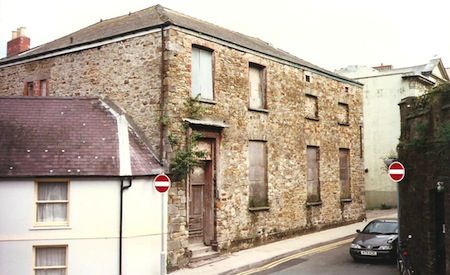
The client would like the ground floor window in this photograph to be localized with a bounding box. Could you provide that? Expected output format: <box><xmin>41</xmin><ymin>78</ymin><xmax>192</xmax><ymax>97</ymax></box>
<box><xmin>306</xmin><ymin>146</ymin><xmax>320</xmax><ymax>202</ymax></box>
<box><xmin>248</xmin><ymin>141</ymin><xmax>268</xmax><ymax>208</ymax></box>
<box><xmin>34</xmin><ymin>246</ymin><xmax>67</xmax><ymax>275</ymax></box>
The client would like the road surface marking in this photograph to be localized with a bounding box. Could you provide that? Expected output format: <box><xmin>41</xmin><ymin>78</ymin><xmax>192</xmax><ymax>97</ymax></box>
<box><xmin>237</xmin><ymin>238</ymin><xmax>353</xmax><ymax>275</ymax></box>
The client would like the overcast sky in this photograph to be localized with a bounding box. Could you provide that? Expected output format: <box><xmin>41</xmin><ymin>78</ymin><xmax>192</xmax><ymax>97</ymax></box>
<box><xmin>0</xmin><ymin>0</ymin><xmax>449</xmax><ymax>71</ymax></box>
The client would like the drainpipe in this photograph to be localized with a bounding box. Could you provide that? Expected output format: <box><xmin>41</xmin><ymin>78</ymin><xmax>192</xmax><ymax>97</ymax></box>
<box><xmin>119</xmin><ymin>177</ymin><xmax>132</xmax><ymax>275</ymax></box>
<box><xmin>159</xmin><ymin>24</ymin><xmax>167</xmax><ymax>164</ymax></box>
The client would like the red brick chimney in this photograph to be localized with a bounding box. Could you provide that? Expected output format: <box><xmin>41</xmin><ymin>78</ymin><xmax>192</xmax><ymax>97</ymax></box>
<box><xmin>7</xmin><ymin>27</ymin><xmax>30</xmax><ymax>57</ymax></box>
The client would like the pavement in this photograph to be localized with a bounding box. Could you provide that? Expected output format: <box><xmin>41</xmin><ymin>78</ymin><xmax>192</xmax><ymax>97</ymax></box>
<box><xmin>170</xmin><ymin>208</ymin><xmax>397</xmax><ymax>275</ymax></box>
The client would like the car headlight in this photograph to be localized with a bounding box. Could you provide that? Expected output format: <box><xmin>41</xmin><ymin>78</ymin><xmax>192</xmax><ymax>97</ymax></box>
<box><xmin>351</xmin><ymin>243</ymin><xmax>362</xmax><ymax>249</ymax></box>
<box><xmin>378</xmin><ymin>245</ymin><xmax>392</xmax><ymax>250</ymax></box>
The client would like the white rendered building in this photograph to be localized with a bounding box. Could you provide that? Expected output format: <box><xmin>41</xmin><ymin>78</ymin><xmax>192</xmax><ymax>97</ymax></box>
<box><xmin>0</xmin><ymin>97</ymin><xmax>166</xmax><ymax>275</ymax></box>
<box><xmin>337</xmin><ymin>58</ymin><xmax>449</xmax><ymax>209</ymax></box>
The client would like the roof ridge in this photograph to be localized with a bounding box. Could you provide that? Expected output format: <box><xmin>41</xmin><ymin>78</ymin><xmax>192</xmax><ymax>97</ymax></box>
<box><xmin>160</xmin><ymin>6</ymin><xmax>272</xmax><ymax>46</ymax></box>
<box><xmin>155</xmin><ymin>4</ymin><xmax>171</xmax><ymax>24</ymax></box>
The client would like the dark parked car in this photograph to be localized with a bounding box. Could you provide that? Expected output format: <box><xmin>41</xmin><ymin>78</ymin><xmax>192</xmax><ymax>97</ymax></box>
<box><xmin>349</xmin><ymin>218</ymin><xmax>398</xmax><ymax>261</ymax></box>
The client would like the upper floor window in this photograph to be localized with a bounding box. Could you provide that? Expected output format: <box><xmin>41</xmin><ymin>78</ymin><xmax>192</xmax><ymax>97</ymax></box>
<box><xmin>191</xmin><ymin>46</ymin><xmax>213</xmax><ymax>100</ymax></box>
<box><xmin>25</xmin><ymin>81</ymin><xmax>34</xmax><ymax>96</ymax></box>
<box><xmin>24</xmin><ymin>79</ymin><xmax>48</xmax><ymax>96</ymax></box>
<box><xmin>337</xmin><ymin>102</ymin><xmax>350</xmax><ymax>125</ymax></box>
<box><xmin>249</xmin><ymin>63</ymin><xmax>266</xmax><ymax>110</ymax></box>
<box><xmin>305</xmin><ymin>94</ymin><xmax>319</xmax><ymax>120</ymax></box>
<box><xmin>36</xmin><ymin>181</ymin><xmax>69</xmax><ymax>226</ymax></box>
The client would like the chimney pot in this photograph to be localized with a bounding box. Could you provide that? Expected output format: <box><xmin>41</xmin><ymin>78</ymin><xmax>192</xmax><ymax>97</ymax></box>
<box><xmin>12</xmin><ymin>31</ymin><xmax>18</xmax><ymax>39</ymax></box>
<box><xmin>17</xmin><ymin>27</ymin><xmax>27</xmax><ymax>37</ymax></box>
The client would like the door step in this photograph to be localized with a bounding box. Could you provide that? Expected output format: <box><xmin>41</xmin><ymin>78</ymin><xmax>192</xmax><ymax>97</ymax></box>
<box><xmin>188</xmin><ymin>243</ymin><xmax>222</xmax><ymax>267</ymax></box>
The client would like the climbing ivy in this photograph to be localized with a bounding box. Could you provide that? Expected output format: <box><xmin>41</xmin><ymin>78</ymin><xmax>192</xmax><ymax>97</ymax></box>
<box><xmin>169</xmin><ymin>96</ymin><xmax>207</xmax><ymax>180</ymax></box>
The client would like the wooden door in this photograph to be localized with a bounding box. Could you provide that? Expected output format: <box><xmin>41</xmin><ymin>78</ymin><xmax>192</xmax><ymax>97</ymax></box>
<box><xmin>189</xmin><ymin>139</ymin><xmax>214</xmax><ymax>245</ymax></box>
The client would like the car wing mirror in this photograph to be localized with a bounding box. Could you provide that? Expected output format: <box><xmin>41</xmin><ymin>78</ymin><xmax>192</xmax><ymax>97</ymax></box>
<box><xmin>356</xmin><ymin>229</ymin><xmax>361</xmax><ymax>233</ymax></box>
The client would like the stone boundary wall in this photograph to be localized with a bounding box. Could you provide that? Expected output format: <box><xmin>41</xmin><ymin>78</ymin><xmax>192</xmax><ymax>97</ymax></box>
<box><xmin>398</xmin><ymin>89</ymin><xmax>450</xmax><ymax>275</ymax></box>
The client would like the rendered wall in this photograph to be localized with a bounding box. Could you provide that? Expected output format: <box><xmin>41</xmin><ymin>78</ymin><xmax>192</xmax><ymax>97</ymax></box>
<box><xmin>0</xmin><ymin>177</ymin><xmax>165</xmax><ymax>275</ymax></box>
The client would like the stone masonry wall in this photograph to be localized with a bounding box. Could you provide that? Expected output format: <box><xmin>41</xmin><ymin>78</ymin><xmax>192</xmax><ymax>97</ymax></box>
<box><xmin>0</xmin><ymin>32</ymin><xmax>163</xmax><ymax>155</ymax></box>
<box><xmin>164</xmin><ymin>29</ymin><xmax>365</xmax><ymax>267</ymax></box>
<box><xmin>0</xmin><ymin>27</ymin><xmax>366</xmax><ymax>270</ymax></box>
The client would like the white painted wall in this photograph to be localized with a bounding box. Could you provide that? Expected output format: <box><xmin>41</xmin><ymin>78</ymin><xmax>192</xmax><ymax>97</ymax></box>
<box><xmin>0</xmin><ymin>177</ymin><xmax>166</xmax><ymax>275</ymax></box>
<box><xmin>340</xmin><ymin>70</ymin><xmax>428</xmax><ymax>208</ymax></box>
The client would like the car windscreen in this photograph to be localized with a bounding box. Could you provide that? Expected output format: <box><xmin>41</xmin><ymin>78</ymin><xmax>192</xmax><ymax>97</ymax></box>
<box><xmin>362</xmin><ymin>221</ymin><xmax>398</xmax><ymax>234</ymax></box>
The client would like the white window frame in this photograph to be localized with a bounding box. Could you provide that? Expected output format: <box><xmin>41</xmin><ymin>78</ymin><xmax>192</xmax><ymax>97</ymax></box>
<box><xmin>191</xmin><ymin>45</ymin><xmax>214</xmax><ymax>101</ymax></box>
<box><xmin>34</xmin><ymin>179</ymin><xmax>70</xmax><ymax>227</ymax></box>
<box><xmin>33</xmin><ymin>245</ymin><xmax>68</xmax><ymax>275</ymax></box>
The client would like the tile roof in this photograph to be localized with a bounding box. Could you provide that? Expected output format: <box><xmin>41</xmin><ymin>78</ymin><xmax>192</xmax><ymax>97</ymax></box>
<box><xmin>0</xmin><ymin>97</ymin><xmax>162</xmax><ymax>177</ymax></box>
<box><xmin>0</xmin><ymin>5</ymin><xmax>359</xmax><ymax>85</ymax></box>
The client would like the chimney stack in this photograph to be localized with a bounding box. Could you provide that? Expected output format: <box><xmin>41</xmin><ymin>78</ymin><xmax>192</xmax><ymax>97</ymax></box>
<box><xmin>7</xmin><ymin>27</ymin><xmax>30</xmax><ymax>57</ymax></box>
<box><xmin>372</xmin><ymin>63</ymin><xmax>393</xmax><ymax>71</ymax></box>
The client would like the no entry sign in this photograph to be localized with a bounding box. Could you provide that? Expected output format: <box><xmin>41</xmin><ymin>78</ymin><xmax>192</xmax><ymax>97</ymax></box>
<box><xmin>154</xmin><ymin>174</ymin><xmax>171</xmax><ymax>193</ymax></box>
<box><xmin>388</xmin><ymin>161</ymin><xmax>405</xmax><ymax>183</ymax></box>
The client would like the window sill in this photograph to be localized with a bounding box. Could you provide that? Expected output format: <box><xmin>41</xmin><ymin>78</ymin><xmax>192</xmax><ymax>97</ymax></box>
<box><xmin>306</xmin><ymin>201</ymin><xmax>322</xmax><ymax>206</ymax></box>
<box><xmin>248</xmin><ymin>107</ymin><xmax>269</xmax><ymax>114</ymax></box>
<box><xmin>305</xmin><ymin>116</ymin><xmax>319</xmax><ymax>121</ymax></box>
<box><xmin>30</xmin><ymin>226</ymin><xmax>71</xmax><ymax>231</ymax></box>
<box><xmin>196</xmin><ymin>98</ymin><xmax>216</xmax><ymax>105</ymax></box>
<box><xmin>338</xmin><ymin>122</ymin><xmax>350</xmax><ymax>126</ymax></box>
<box><xmin>340</xmin><ymin>198</ymin><xmax>352</xmax><ymax>203</ymax></box>
<box><xmin>249</xmin><ymin>206</ymin><xmax>270</xmax><ymax>212</ymax></box>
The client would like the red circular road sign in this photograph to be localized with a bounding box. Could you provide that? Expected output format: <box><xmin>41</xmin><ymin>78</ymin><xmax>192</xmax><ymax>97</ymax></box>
<box><xmin>388</xmin><ymin>161</ymin><xmax>405</xmax><ymax>183</ymax></box>
<box><xmin>154</xmin><ymin>174</ymin><xmax>171</xmax><ymax>193</ymax></box>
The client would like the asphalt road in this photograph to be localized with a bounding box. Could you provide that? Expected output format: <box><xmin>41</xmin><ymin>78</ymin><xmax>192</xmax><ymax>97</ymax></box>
<box><xmin>253</xmin><ymin>244</ymin><xmax>397</xmax><ymax>275</ymax></box>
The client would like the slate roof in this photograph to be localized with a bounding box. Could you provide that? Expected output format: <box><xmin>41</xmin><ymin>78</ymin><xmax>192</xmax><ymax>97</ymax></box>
<box><xmin>0</xmin><ymin>5</ymin><xmax>359</xmax><ymax>85</ymax></box>
<box><xmin>0</xmin><ymin>97</ymin><xmax>162</xmax><ymax>177</ymax></box>
<box><xmin>337</xmin><ymin>58</ymin><xmax>449</xmax><ymax>82</ymax></box>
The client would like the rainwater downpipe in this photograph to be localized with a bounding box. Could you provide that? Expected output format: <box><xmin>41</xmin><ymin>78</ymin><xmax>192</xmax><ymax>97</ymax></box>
<box><xmin>159</xmin><ymin>24</ymin><xmax>167</xmax><ymax>163</ymax></box>
<box><xmin>119</xmin><ymin>177</ymin><xmax>132</xmax><ymax>275</ymax></box>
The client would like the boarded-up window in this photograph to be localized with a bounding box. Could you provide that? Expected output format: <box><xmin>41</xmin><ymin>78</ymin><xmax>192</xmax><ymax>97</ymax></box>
<box><xmin>248</xmin><ymin>141</ymin><xmax>268</xmax><ymax>208</ymax></box>
<box><xmin>249</xmin><ymin>63</ymin><xmax>266</xmax><ymax>109</ymax></box>
<box><xmin>339</xmin><ymin>149</ymin><xmax>351</xmax><ymax>199</ymax></box>
<box><xmin>306</xmin><ymin>146</ymin><xmax>320</xmax><ymax>202</ymax></box>
<box><xmin>191</xmin><ymin>46</ymin><xmax>213</xmax><ymax>100</ymax></box>
<box><xmin>337</xmin><ymin>102</ymin><xmax>349</xmax><ymax>125</ymax></box>
<box><xmin>305</xmin><ymin>94</ymin><xmax>318</xmax><ymax>120</ymax></box>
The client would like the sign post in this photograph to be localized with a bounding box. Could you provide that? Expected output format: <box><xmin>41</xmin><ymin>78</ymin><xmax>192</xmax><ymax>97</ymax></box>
<box><xmin>388</xmin><ymin>161</ymin><xmax>405</xmax><ymax>259</ymax></box>
<box><xmin>154</xmin><ymin>174</ymin><xmax>171</xmax><ymax>275</ymax></box>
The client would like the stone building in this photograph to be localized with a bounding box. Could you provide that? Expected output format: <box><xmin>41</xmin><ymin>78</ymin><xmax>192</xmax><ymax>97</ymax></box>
<box><xmin>398</xmin><ymin>84</ymin><xmax>450</xmax><ymax>275</ymax></box>
<box><xmin>337</xmin><ymin>59</ymin><xmax>449</xmax><ymax>209</ymax></box>
<box><xmin>0</xmin><ymin>5</ymin><xmax>365</xmax><ymax>269</ymax></box>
